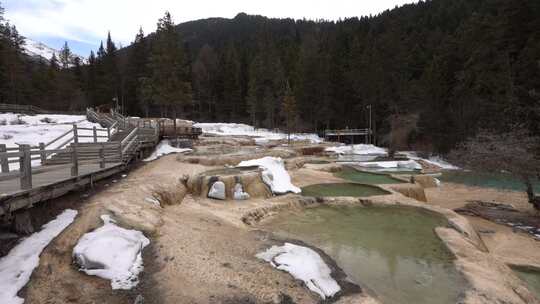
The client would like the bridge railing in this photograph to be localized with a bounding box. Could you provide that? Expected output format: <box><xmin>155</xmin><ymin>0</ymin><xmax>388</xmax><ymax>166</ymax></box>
<box><xmin>0</xmin><ymin>124</ymin><xmax>113</xmax><ymax>173</ymax></box>
<box><xmin>324</xmin><ymin>129</ymin><xmax>371</xmax><ymax>137</ymax></box>
<box><xmin>0</xmin><ymin>143</ymin><xmax>120</xmax><ymax>190</ymax></box>
<box><xmin>0</xmin><ymin>103</ymin><xmax>85</xmax><ymax>115</ymax></box>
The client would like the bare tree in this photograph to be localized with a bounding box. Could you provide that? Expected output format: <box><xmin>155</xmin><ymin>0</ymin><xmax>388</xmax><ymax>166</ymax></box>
<box><xmin>450</xmin><ymin>128</ymin><xmax>540</xmax><ymax>210</ymax></box>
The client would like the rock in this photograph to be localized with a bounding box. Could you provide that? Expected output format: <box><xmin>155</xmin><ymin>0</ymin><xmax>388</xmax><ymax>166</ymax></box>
<box><xmin>233</xmin><ymin>183</ymin><xmax>250</xmax><ymax>200</ymax></box>
<box><xmin>208</xmin><ymin>181</ymin><xmax>226</xmax><ymax>200</ymax></box>
<box><xmin>413</xmin><ymin>175</ymin><xmax>440</xmax><ymax>188</ymax></box>
<box><xmin>12</xmin><ymin>211</ymin><xmax>34</xmax><ymax>235</ymax></box>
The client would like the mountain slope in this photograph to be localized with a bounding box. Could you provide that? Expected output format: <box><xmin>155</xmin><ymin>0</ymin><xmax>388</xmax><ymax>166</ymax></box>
<box><xmin>23</xmin><ymin>38</ymin><xmax>85</xmax><ymax>63</ymax></box>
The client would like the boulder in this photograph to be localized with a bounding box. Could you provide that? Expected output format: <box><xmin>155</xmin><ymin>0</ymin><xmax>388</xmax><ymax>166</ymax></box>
<box><xmin>208</xmin><ymin>181</ymin><xmax>226</xmax><ymax>200</ymax></box>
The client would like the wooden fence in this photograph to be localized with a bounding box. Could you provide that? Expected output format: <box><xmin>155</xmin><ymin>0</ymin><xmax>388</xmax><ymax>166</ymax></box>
<box><xmin>0</xmin><ymin>103</ymin><xmax>85</xmax><ymax>115</ymax></box>
<box><xmin>0</xmin><ymin>124</ymin><xmax>116</xmax><ymax>173</ymax></box>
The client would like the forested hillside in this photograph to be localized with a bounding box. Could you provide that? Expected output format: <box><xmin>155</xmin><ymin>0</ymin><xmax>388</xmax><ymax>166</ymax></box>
<box><xmin>1</xmin><ymin>0</ymin><xmax>539</xmax><ymax>152</ymax></box>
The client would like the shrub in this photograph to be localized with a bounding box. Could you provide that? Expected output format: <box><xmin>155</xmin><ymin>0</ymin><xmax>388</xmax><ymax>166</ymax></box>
<box><xmin>0</xmin><ymin>119</ymin><xmax>6</xmax><ymax>126</ymax></box>
<box><xmin>2</xmin><ymin>134</ymin><xmax>13</xmax><ymax>140</ymax></box>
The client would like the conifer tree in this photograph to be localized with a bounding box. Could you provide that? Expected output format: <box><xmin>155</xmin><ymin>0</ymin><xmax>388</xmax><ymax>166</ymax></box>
<box><xmin>282</xmin><ymin>81</ymin><xmax>297</xmax><ymax>144</ymax></box>
<box><xmin>59</xmin><ymin>41</ymin><xmax>72</xmax><ymax>69</ymax></box>
<box><xmin>149</xmin><ymin>11</ymin><xmax>192</xmax><ymax>121</ymax></box>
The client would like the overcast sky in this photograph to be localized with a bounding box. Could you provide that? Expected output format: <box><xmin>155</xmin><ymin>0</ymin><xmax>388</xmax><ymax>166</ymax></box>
<box><xmin>3</xmin><ymin>0</ymin><xmax>417</xmax><ymax>56</ymax></box>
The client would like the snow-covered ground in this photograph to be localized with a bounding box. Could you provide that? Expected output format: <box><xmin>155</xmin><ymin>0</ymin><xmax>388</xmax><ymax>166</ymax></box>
<box><xmin>194</xmin><ymin>123</ymin><xmax>322</xmax><ymax>144</ymax></box>
<box><xmin>0</xmin><ymin>209</ymin><xmax>77</xmax><ymax>304</ymax></box>
<box><xmin>402</xmin><ymin>152</ymin><xmax>459</xmax><ymax>170</ymax></box>
<box><xmin>143</xmin><ymin>140</ymin><xmax>192</xmax><ymax>162</ymax></box>
<box><xmin>325</xmin><ymin>144</ymin><xmax>459</xmax><ymax>170</ymax></box>
<box><xmin>325</xmin><ymin>144</ymin><xmax>387</xmax><ymax>156</ymax></box>
<box><xmin>356</xmin><ymin>160</ymin><xmax>422</xmax><ymax>171</ymax></box>
<box><xmin>256</xmin><ymin>243</ymin><xmax>341</xmax><ymax>299</ymax></box>
<box><xmin>238</xmin><ymin>157</ymin><xmax>301</xmax><ymax>194</ymax></box>
<box><xmin>72</xmin><ymin>215</ymin><xmax>150</xmax><ymax>290</ymax></box>
<box><xmin>0</xmin><ymin>113</ymin><xmax>107</xmax><ymax>169</ymax></box>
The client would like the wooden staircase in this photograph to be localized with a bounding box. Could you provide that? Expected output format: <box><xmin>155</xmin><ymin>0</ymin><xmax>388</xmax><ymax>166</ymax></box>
<box><xmin>44</xmin><ymin>109</ymin><xmax>159</xmax><ymax>166</ymax></box>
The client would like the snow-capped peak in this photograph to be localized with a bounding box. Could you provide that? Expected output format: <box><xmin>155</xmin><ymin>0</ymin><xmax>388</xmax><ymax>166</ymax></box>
<box><xmin>23</xmin><ymin>38</ymin><xmax>85</xmax><ymax>64</ymax></box>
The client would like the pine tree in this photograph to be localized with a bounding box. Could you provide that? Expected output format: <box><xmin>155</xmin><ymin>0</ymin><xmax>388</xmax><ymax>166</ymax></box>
<box><xmin>149</xmin><ymin>11</ymin><xmax>192</xmax><ymax>121</ymax></box>
<box><xmin>222</xmin><ymin>42</ymin><xmax>243</xmax><ymax>121</ymax></box>
<box><xmin>192</xmin><ymin>44</ymin><xmax>218</xmax><ymax>120</ymax></box>
<box><xmin>126</xmin><ymin>27</ymin><xmax>150</xmax><ymax>115</ymax></box>
<box><xmin>59</xmin><ymin>41</ymin><xmax>72</xmax><ymax>69</ymax></box>
<box><xmin>282</xmin><ymin>81</ymin><xmax>297</xmax><ymax>144</ymax></box>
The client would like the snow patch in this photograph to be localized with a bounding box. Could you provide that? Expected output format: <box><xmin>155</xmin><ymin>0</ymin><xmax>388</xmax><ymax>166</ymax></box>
<box><xmin>256</xmin><ymin>243</ymin><xmax>341</xmax><ymax>299</ymax></box>
<box><xmin>24</xmin><ymin>38</ymin><xmax>85</xmax><ymax>63</ymax></box>
<box><xmin>357</xmin><ymin>160</ymin><xmax>422</xmax><ymax>171</ymax></box>
<box><xmin>325</xmin><ymin>144</ymin><xmax>387</xmax><ymax>156</ymax></box>
<box><xmin>143</xmin><ymin>140</ymin><xmax>191</xmax><ymax>162</ymax></box>
<box><xmin>401</xmin><ymin>152</ymin><xmax>459</xmax><ymax>170</ymax></box>
<box><xmin>233</xmin><ymin>183</ymin><xmax>250</xmax><ymax>200</ymax></box>
<box><xmin>194</xmin><ymin>122</ymin><xmax>322</xmax><ymax>143</ymax></box>
<box><xmin>0</xmin><ymin>209</ymin><xmax>77</xmax><ymax>304</ymax></box>
<box><xmin>0</xmin><ymin>113</ymin><xmax>108</xmax><ymax>170</ymax></box>
<box><xmin>237</xmin><ymin>157</ymin><xmax>300</xmax><ymax>194</ymax></box>
<box><xmin>208</xmin><ymin>181</ymin><xmax>226</xmax><ymax>200</ymax></box>
<box><xmin>73</xmin><ymin>215</ymin><xmax>150</xmax><ymax>290</ymax></box>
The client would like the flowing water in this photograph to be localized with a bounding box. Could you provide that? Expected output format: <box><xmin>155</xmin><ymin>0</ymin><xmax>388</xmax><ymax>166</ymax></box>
<box><xmin>262</xmin><ymin>206</ymin><xmax>465</xmax><ymax>304</ymax></box>
<box><xmin>301</xmin><ymin>183</ymin><xmax>390</xmax><ymax>197</ymax></box>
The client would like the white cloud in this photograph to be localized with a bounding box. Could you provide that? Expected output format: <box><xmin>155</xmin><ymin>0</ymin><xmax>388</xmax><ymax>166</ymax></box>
<box><xmin>5</xmin><ymin>0</ymin><xmax>417</xmax><ymax>46</ymax></box>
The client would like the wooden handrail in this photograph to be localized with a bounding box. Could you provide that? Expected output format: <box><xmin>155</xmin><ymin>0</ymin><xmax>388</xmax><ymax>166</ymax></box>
<box><xmin>121</xmin><ymin>127</ymin><xmax>138</xmax><ymax>147</ymax></box>
<box><xmin>44</xmin><ymin>128</ymin><xmax>73</xmax><ymax>148</ymax></box>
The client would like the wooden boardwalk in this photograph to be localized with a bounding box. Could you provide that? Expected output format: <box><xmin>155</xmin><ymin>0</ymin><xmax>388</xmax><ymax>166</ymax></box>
<box><xmin>0</xmin><ymin>107</ymin><xmax>159</xmax><ymax>220</ymax></box>
<box><xmin>0</xmin><ymin>162</ymin><xmax>124</xmax><ymax>217</ymax></box>
<box><xmin>0</xmin><ymin>106</ymin><xmax>201</xmax><ymax>221</ymax></box>
<box><xmin>0</xmin><ymin>162</ymin><xmax>121</xmax><ymax>195</ymax></box>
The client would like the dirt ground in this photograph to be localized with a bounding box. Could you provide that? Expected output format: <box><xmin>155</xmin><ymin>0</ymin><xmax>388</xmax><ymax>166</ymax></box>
<box><xmin>8</xmin><ymin>139</ymin><xmax>540</xmax><ymax>304</ymax></box>
<box><xmin>18</xmin><ymin>153</ymin><xmax>340</xmax><ymax>304</ymax></box>
<box><xmin>425</xmin><ymin>183</ymin><xmax>540</xmax><ymax>268</ymax></box>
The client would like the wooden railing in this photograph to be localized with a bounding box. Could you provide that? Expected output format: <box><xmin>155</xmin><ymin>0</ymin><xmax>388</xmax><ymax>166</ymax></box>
<box><xmin>324</xmin><ymin>129</ymin><xmax>371</xmax><ymax>137</ymax></box>
<box><xmin>0</xmin><ymin>124</ymin><xmax>113</xmax><ymax>174</ymax></box>
<box><xmin>0</xmin><ymin>144</ymin><xmax>120</xmax><ymax>190</ymax></box>
<box><xmin>0</xmin><ymin>103</ymin><xmax>85</xmax><ymax>115</ymax></box>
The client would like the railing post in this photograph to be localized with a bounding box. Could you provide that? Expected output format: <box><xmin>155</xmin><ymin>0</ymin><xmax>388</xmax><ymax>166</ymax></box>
<box><xmin>71</xmin><ymin>145</ymin><xmax>79</xmax><ymax>177</ymax></box>
<box><xmin>19</xmin><ymin>144</ymin><xmax>32</xmax><ymax>190</ymax></box>
<box><xmin>99</xmin><ymin>145</ymin><xmax>105</xmax><ymax>169</ymax></box>
<box><xmin>73</xmin><ymin>124</ymin><xmax>79</xmax><ymax>144</ymax></box>
<box><xmin>0</xmin><ymin>144</ymin><xmax>9</xmax><ymax>173</ymax></box>
<box><xmin>39</xmin><ymin>142</ymin><xmax>46</xmax><ymax>164</ymax></box>
<box><xmin>93</xmin><ymin>126</ymin><xmax>98</xmax><ymax>143</ymax></box>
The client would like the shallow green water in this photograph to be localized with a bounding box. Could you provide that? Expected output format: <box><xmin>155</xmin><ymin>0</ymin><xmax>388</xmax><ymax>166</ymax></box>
<box><xmin>439</xmin><ymin>171</ymin><xmax>540</xmax><ymax>192</ymax></box>
<box><xmin>262</xmin><ymin>206</ymin><xmax>464</xmax><ymax>304</ymax></box>
<box><xmin>305</xmin><ymin>159</ymin><xmax>331</xmax><ymax>164</ymax></box>
<box><xmin>301</xmin><ymin>183</ymin><xmax>390</xmax><ymax>197</ymax></box>
<box><xmin>512</xmin><ymin>268</ymin><xmax>540</xmax><ymax>299</ymax></box>
<box><xmin>335</xmin><ymin>166</ymin><xmax>406</xmax><ymax>184</ymax></box>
